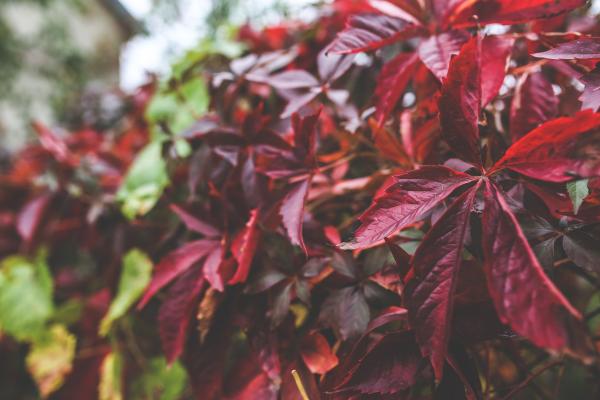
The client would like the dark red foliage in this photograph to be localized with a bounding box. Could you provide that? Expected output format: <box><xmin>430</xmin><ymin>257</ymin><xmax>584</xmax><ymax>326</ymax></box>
<box><xmin>3</xmin><ymin>1</ymin><xmax>600</xmax><ymax>399</ymax></box>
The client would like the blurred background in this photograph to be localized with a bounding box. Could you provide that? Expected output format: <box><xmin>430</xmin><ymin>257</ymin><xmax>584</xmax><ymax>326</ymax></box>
<box><xmin>0</xmin><ymin>0</ymin><xmax>316</xmax><ymax>152</ymax></box>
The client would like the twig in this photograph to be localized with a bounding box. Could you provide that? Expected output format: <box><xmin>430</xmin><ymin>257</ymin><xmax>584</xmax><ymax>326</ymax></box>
<box><xmin>292</xmin><ymin>369</ymin><xmax>310</xmax><ymax>400</ymax></box>
<box><xmin>499</xmin><ymin>361</ymin><xmax>562</xmax><ymax>400</ymax></box>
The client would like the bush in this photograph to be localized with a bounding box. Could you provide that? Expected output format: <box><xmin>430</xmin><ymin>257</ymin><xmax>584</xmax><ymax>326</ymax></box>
<box><xmin>1</xmin><ymin>1</ymin><xmax>600</xmax><ymax>399</ymax></box>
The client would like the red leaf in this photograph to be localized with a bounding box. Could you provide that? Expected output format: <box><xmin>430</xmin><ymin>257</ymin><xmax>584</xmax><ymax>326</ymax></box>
<box><xmin>373</xmin><ymin>51</ymin><xmax>419</xmax><ymax>125</ymax></box>
<box><xmin>490</xmin><ymin>110</ymin><xmax>600</xmax><ymax>182</ymax></box>
<box><xmin>203</xmin><ymin>243</ymin><xmax>225</xmax><ymax>291</ymax></box>
<box><xmin>481</xmin><ymin>36</ymin><xmax>514</xmax><ymax>107</ymax></box>
<box><xmin>482</xmin><ymin>182</ymin><xmax>593</xmax><ymax>360</ymax></box>
<box><xmin>370</xmin><ymin>119</ymin><xmax>411</xmax><ymax>164</ymax></box>
<box><xmin>451</xmin><ymin>0</ymin><xmax>585</xmax><ymax>26</ymax></box>
<box><xmin>533</xmin><ymin>38</ymin><xmax>600</xmax><ymax>60</ymax></box>
<box><xmin>268</xmin><ymin>70</ymin><xmax>320</xmax><ymax>89</ymax></box>
<box><xmin>579</xmin><ymin>66</ymin><xmax>600</xmax><ymax>112</ymax></box>
<box><xmin>170</xmin><ymin>204</ymin><xmax>221</xmax><ymax>237</ymax></box>
<box><xmin>158</xmin><ymin>265</ymin><xmax>206</xmax><ymax>364</ymax></box>
<box><xmin>138</xmin><ymin>239</ymin><xmax>219</xmax><ymax>308</ymax></box>
<box><xmin>417</xmin><ymin>30</ymin><xmax>469</xmax><ymax>81</ymax></box>
<box><xmin>509</xmin><ymin>72</ymin><xmax>558</xmax><ymax>141</ymax></box>
<box><xmin>16</xmin><ymin>194</ymin><xmax>52</xmax><ymax>244</ymax></box>
<box><xmin>292</xmin><ymin>110</ymin><xmax>321</xmax><ymax>167</ymax></box>
<box><xmin>317</xmin><ymin>50</ymin><xmax>355</xmax><ymax>83</ymax></box>
<box><xmin>229</xmin><ymin>209</ymin><xmax>261</xmax><ymax>284</ymax></box>
<box><xmin>405</xmin><ymin>183</ymin><xmax>479</xmax><ymax>381</ymax></box>
<box><xmin>300</xmin><ymin>331</ymin><xmax>339</xmax><ymax>375</ymax></box>
<box><xmin>340</xmin><ymin>166</ymin><xmax>476</xmax><ymax>249</ymax></box>
<box><xmin>333</xmin><ymin>331</ymin><xmax>425</xmax><ymax>396</ymax></box>
<box><xmin>280</xmin><ymin>178</ymin><xmax>311</xmax><ymax>253</ymax></box>
<box><xmin>32</xmin><ymin>122</ymin><xmax>76</xmax><ymax>166</ymax></box>
<box><xmin>438</xmin><ymin>35</ymin><xmax>482</xmax><ymax>165</ymax></box>
<box><xmin>327</xmin><ymin>14</ymin><xmax>421</xmax><ymax>54</ymax></box>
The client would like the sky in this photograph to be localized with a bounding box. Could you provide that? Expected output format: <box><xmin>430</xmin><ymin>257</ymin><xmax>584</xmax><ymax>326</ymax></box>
<box><xmin>119</xmin><ymin>0</ymin><xmax>316</xmax><ymax>91</ymax></box>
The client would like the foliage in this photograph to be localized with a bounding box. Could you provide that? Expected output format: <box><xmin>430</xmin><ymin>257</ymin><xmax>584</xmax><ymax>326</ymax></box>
<box><xmin>2</xmin><ymin>0</ymin><xmax>600</xmax><ymax>399</ymax></box>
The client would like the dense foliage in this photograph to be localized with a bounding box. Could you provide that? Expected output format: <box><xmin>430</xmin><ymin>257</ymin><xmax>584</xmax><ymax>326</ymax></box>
<box><xmin>2</xmin><ymin>0</ymin><xmax>600</xmax><ymax>399</ymax></box>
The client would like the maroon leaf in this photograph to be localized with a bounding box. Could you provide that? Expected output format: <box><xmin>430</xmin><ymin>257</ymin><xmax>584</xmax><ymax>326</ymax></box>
<box><xmin>32</xmin><ymin>122</ymin><xmax>76</xmax><ymax>165</ymax></box>
<box><xmin>340</xmin><ymin>166</ymin><xmax>476</xmax><ymax>249</ymax></box>
<box><xmin>438</xmin><ymin>35</ymin><xmax>482</xmax><ymax>165</ymax></box>
<box><xmin>292</xmin><ymin>110</ymin><xmax>320</xmax><ymax>166</ymax></box>
<box><xmin>451</xmin><ymin>0</ymin><xmax>586</xmax><ymax>26</ymax></box>
<box><xmin>268</xmin><ymin>70</ymin><xmax>320</xmax><ymax>89</ymax></box>
<box><xmin>405</xmin><ymin>183</ymin><xmax>479</xmax><ymax>381</ymax></box>
<box><xmin>229</xmin><ymin>209</ymin><xmax>261</xmax><ymax>284</ymax></box>
<box><xmin>374</xmin><ymin>52</ymin><xmax>419</xmax><ymax>125</ymax></box>
<box><xmin>327</xmin><ymin>14</ymin><xmax>420</xmax><ymax>54</ymax></box>
<box><xmin>300</xmin><ymin>331</ymin><xmax>339</xmax><ymax>375</ymax></box>
<box><xmin>319</xmin><ymin>286</ymin><xmax>370</xmax><ymax>340</ymax></box>
<box><xmin>481</xmin><ymin>36</ymin><xmax>514</xmax><ymax>107</ymax></box>
<box><xmin>579</xmin><ymin>66</ymin><xmax>600</xmax><ymax>112</ymax></box>
<box><xmin>482</xmin><ymin>182</ymin><xmax>593</xmax><ymax>361</ymax></box>
<box><xmin>16</xmin><ymin>194</ymin><xmax>52</xmax><ymax>244</ymax></box>
<box><xmin>159</xmin><ymin>265</ymin><xmax>206</xmax><ymax>364</ymax></box>
<box><xmin>533</xmin><ymin>38</ymin><xmax>600</xmax><ymax>60</ymax></box>
<box><xmin>417</xmin><ymin>30</ymin><xmax>469</xmax><ymax>81</ymax></box>
<box><xmin>280</xmin><ymin>178</ymin><xmax>311</xmax><ymax>253</ymax></box>
<box><xmin>509</xmin><ymin>72</ymin><xmax>558</xmax><ymax>141</ymax></box>
<box><xmin>170</xmin><ymin>204</ymin><xmax>221</xmax><ymax>237</ymax></box>
<box><xmin>317</xmin><ymin>49</ymin><xmax>355</xmax><ymax>83</ymax></box>
<box><xmin>490</xmin><ymin>110</ymin><xmax>600</xmax><ymax>182</ymax></box>
<box><xmin>203</xmin><ymin>243</ymin><xmax>226</xmax><ymax>291</ymax></box>
<box><xmin>138</xmin><ymin>239</ymin><xmax>219</xmax><ymax>308</ymax></box>
<box><xmin>333</xmin><ymin>331</ymin><xmax>425</xmax><ymax>396</ymax></box>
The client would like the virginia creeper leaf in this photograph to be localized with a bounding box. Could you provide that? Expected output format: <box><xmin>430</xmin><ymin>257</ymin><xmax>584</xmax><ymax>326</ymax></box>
<box><xmin>482</xmin><ymin>182</ymin><xmax>593</xmax><ymax>361</ymax></box>
<box><xmin>510</xmin><ymin>72</ymin><xmax>558</xmax><ymax>141</ymax></box>
<box><xmin>491</xmin><ymin>110</ymin><xmax>600</xmax><ymax>182</ymax></box>
<box><xmin>533</xmin><ymin>38</ymin><xmax>600</xmax><ymax>60</ymax></box>
<box><xmin>280</xmin><ymin>178</ymin><xmax>311</xmax><ymax>253</ymax></box>
<box><xmin>340</xmin><ymin>166</ymin><xmax>476</xmax><ymax>249</ymax></box>
<box><xmin>158</xmin><ymin>265</ymin><xmax>206</xmax><ymax>364</ymax></box>
<box><xmin>406</xmin><ymin>183</ymin><xmax>479</xmax><ymax>380</ymax></box>
<box><xmin>138</xmin><ymin>239</ymin><xmax>218</xmax><ymax>308</ymax></box>
<box><xmin>328</xmin><ymin>14</ymin><xmax>420</xmax><ymax>54</ymax></box>
<box><xmin>417</xmin><ymin>30</ymin><xmax>469</xmax><ymax>81</ymax></box>
<box><xmin>374</xmin><ymin>52</ymin><xmax>419</xmax><ymax>125</ymax></box>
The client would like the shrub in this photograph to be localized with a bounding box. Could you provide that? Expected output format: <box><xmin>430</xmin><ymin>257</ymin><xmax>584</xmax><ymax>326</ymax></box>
<box><xmin>1</xmin><ymin>1</ymin><xmax>600</xmax><ymax>399</ymax></box>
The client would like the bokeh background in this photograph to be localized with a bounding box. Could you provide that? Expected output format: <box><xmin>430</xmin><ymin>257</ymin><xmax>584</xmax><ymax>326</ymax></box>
<box><xmin>0</xmin><ymin>0</ymin><xmax>315</xmax><ymax>152</ymax></box>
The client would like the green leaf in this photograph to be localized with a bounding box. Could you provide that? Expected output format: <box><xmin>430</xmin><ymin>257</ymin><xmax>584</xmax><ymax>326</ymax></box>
<box><xmin>100</xmin><ymin>249</ymin><xmax>153</xmax><ymax>336</ymax></box>
<box><xmin>26</xmin><ymin>324</ymin><xmax>76</xmax><ymax>398</ymax></box>
<box><xmin>567</xmin><ymin>179</ymin><xmax>589</xmax><ymax>214</ymax></box>
<box><xmin>129</xmin><ymin>357</ymin><xmax>188</xmax><ymax>400</ymax></box>
<box><xmin>117</xmin><ymin>142</ymin><xmax>169</xmax><ymax>220</ymax></box>
<box><xmin>145</xmin><ymin>77</ymin><xmax>209</xmax><ymax>134</ymax></box>
<box><xmin>0</xmin><ymin>252</ymin><xmax>54</xmax><ymax>341</ymax></box>
<box><xmin>99</xmin><ymin>352</ymin><xmax>123</xmax><ymax>400</ymax></box>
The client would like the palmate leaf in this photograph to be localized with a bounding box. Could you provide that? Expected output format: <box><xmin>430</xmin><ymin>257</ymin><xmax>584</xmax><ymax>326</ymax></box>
<box><xmin>509</xmin><ymin>71</ymin><xmax>558</xmax><ymax>141</ymax></box>
<box><xmin>327</xmin><ymin>13</ymin><xmax>421</xmax><ymax>54</ymax></box>
<box><xmin>158</xmin><ymin>265</ymin><xmax>206</xmax><ymax>364</ymax></box>
<box><xmin>482</xmin><ymin>182</ymin><xmax>594</xmax><ymax>361</ymax></box>
<box><xmin>340</xmin><ymin>166</ymin><xmax>476</xmax><ymax>249</ymax></box>
<box><xmin>533</xmin><ymin>38</ymin><xmax>600</xmax><ymax>60</ymax></box>
<box><xmin>406</xmin><ymin>183</ymin><xmax>480</xmax><ymax>380</ymax></box>
<box><xmin>450</xmin><ymin>0</ymin><xmax>586</xmax><ymax>26</ymax></box>
<box><xmin>490</xmin><ymin>110</ymin><xmax>600</xmax><ymax>182</ymax></box>
<box><xmin>438</xmin><ymin>34</ymin><xmax>513</xmax><ymax>165</ymax></box>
